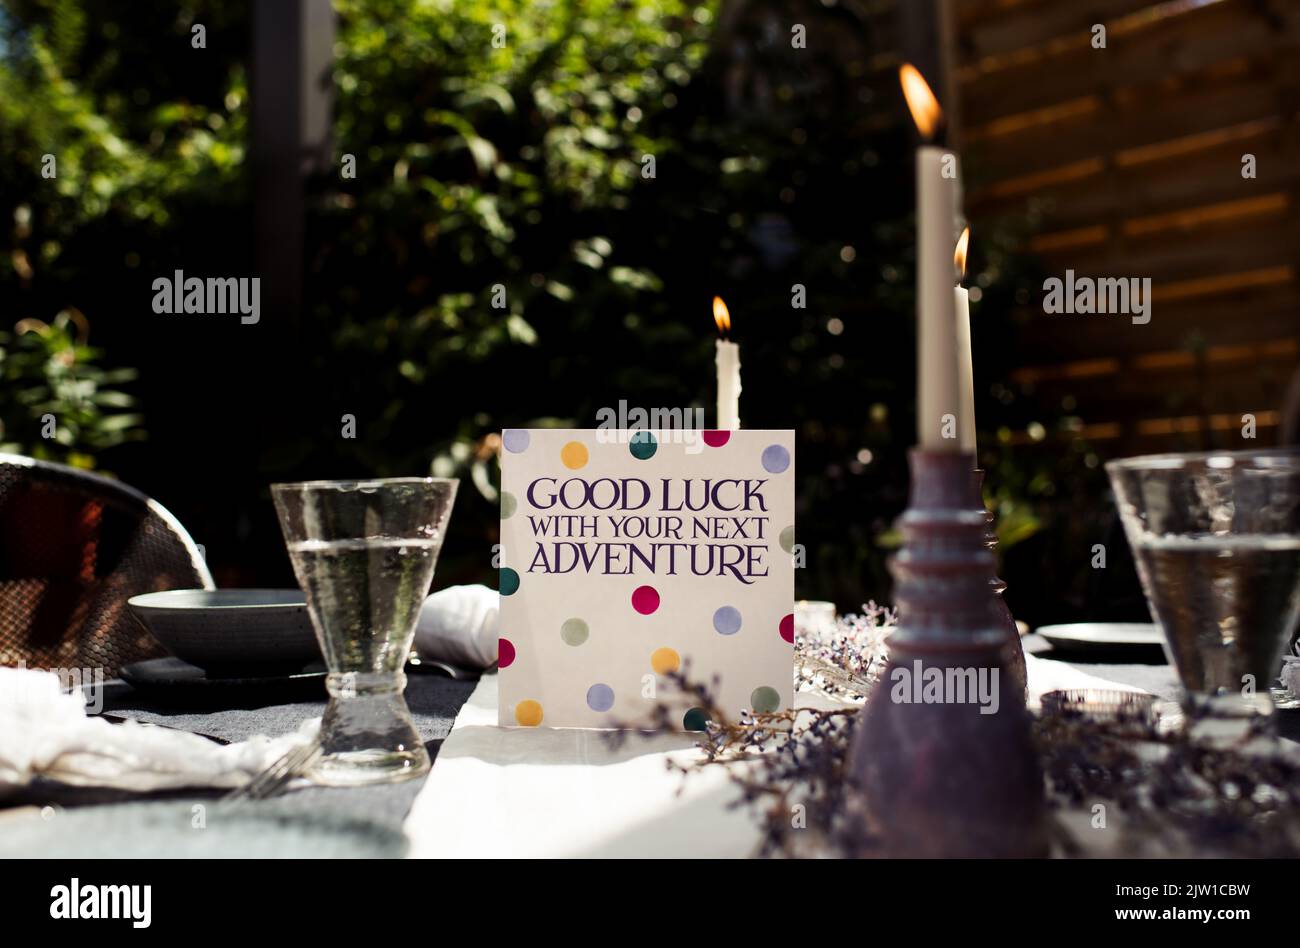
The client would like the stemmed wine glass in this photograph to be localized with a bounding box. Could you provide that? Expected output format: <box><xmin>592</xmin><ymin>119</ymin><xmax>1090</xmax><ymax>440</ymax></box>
<box><xmin>272</xmin><ymin>477</ymin><xmax>458</xmax><ymax>785</ymax></box>
<box><xmin>1107</xmin><ymin>450</ymin><xmax>1300</xmax><ymax>747</ymax></box>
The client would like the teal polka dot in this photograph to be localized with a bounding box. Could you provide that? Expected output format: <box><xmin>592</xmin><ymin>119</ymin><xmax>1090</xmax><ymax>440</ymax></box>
<box><xmin>500</xmin><ymin>491</ymin><xmax>517</xmax><ymax>519</ymax></box>
<box><xmin>683</xmin><ymin>707</ymin><xmax>710</xmax><ymax>732</ymax></box>
<box><xmin>750</xmin><ymin>686</ymin><xmax>781</xmax><ymax>714</ymax></box>
<box><xmin>778</xmin><ymin>525</ymin><xmax>796</xmax><ymax>554</ymax></box>
<box><xmin>629</xmin><ymin>430</ymin><xmax>657</xmax><ymax>460</ymax></box>
<box><xmin>500</xmin><ymin>567</ymin><xmax>520</xmax><ymax>596</ymax></box>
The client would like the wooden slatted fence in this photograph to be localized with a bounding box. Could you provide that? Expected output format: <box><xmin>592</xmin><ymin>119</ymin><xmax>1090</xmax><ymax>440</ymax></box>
<box><xmin>951</xmin><ymin>0</ymin><xmax>1300</xmax><ymax>452</ymax></box>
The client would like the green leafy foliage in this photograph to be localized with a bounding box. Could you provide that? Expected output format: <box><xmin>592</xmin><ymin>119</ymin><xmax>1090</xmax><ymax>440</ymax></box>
<box><xmin>0</xmin><ymin>0</ymin><xmax>247</xmax><ymax>279</ymax></box>
<box><xmin>301</xmin><ymin>0</ymin><xmax>919</xmax><ymax>595</ymax></box>
<box><xmin>0</xmin><ymin>0</ymin><xmax>1092</xmax><ymax>614</ymax></box>
<box><xmin>311</xmin><ymin>0</ymin><xmax>716</xmax><ymax>465</ymax></box>
<box><xmin>1</xmin><ymin>0</ymin><xmax>250</xmax><ymax>464</ymax></box>
<box><xmin>0</xmin><ymin>308</ymin><xmax>143</xmax><ymax>466</ymax></box>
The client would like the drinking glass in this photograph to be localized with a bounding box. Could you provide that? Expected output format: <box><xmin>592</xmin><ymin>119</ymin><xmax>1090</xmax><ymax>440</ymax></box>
<box><xmin>1106</xmin><ymin>450</ymin><xmax>1300</xmax><ymax>746</ymax></box>
<box><xmin>272</xmin><ymin>477</ymin><xmax>458</xmax><ymax>785</ymax></box>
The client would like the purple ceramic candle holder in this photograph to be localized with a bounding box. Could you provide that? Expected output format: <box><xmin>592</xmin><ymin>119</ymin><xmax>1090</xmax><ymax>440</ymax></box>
<box><xmin>845</xmin><ymin>449</ymin><xmax>1046</xmax><ymax>857</ymax></box>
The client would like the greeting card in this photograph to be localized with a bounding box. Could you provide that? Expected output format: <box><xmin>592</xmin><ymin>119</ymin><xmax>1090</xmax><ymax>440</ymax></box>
<box><xmin>497</xmin><ymin>428</ymin><xmax>795</xmax><ymax>729</ymax></box>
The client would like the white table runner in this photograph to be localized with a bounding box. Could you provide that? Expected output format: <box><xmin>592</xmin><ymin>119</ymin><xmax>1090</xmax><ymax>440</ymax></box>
<box><xmin>404</xmin><ymin>654</ymin><xmax>1144</xmax><ymax>858</ymax></box>
<box><xmin>404</xmin><ymin>674</ymin><xmax>763</xmax><ymax>857</ymax></box>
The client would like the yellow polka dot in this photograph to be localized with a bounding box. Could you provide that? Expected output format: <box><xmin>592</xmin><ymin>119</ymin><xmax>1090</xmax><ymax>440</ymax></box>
<box><xmin>651</xmin><ymin>647</ymin><xmax>680</xmax><ymax>675</ymax></box>
<box><xmin>514</xmin><ymin>700</ymin><xmax>544</xmax><ymax>727</ymax></box>
<box><xmin>560</xmin><ymin>441</ymin><xmax>589</xmax><ymax>469</ymax></box>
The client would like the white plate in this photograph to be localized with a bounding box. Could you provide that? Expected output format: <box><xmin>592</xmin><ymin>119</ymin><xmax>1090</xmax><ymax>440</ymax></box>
<box><xmin>1036</xmin><ymin>622</ymin><xmax>1166</xmax><ymax>654</ymax></box>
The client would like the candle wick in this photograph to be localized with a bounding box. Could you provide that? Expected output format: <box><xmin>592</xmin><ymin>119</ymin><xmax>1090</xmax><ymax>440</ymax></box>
<box><xmin>929</xmin><ymin>116</ymin><xmax>949</xmax><ymax>149</ymax></box>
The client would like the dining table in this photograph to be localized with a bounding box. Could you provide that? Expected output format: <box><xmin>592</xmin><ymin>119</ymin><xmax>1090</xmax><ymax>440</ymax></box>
<box><xmin>3</xmin><ymin>634</ymin><xmax>1297</xmax><ymax>858</ymax></box>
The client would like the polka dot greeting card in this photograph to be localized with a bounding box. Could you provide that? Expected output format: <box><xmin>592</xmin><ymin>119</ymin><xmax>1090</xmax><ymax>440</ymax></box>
<box><xmin>498</xmin><ymin>428</ymin><xmax>795</xmax><ymax>730</ymax></box>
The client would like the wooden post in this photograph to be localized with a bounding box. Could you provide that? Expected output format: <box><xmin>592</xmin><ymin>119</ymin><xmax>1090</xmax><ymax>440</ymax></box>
<box><xmin>247</xmin><ymin>0</ymin><xmax>336</xmax><ymax>581</ymax></box>
<box><xmin>252</xmin><ymin>0</ymin><xmax>335</xmax><ymax>332</ymax></box>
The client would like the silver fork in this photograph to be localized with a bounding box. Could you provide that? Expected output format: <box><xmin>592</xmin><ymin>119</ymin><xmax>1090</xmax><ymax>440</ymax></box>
<box><xmin>220</xmin><ymin>740</ymin><xmax>321</xmax><ymax>806</ymax></box>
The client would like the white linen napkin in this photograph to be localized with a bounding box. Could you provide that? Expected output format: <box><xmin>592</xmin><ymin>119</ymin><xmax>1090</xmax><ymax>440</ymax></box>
<box><xmin>413</xmin><ymin>584</ymin><xmax>499</xmax><ymax>670</ymax></box>
<box><xmin>0</xmin><ymin>667</ymin><xmax>317</xmax><ymax>793</ymax></box>
<box><xmin>1022</xmin><ymin>652</ymin><xmax>1146</xmax><ymax>708</ymax></box>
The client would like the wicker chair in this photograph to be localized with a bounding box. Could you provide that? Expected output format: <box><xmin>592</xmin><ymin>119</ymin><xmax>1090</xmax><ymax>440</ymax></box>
<box><xmin>0</xmin><ymin>454</ymin><xmax>213</xmax><ymax>676</ymax></box>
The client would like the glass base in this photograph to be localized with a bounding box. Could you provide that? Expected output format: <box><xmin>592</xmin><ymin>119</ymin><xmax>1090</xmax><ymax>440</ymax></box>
<box><xmin>1182</xmin><ymin>691</ymin><xmax>1277</xmax><ymax>751</ymax></box>
<box><xmin>308</xmin><ymin>671</ymin><xmax>430</xmax><ymax>787</ymax></box>
<box><xmin>1270</xmin><ymin>684</ymin><xmax>1300</xmax><ymax>710</ymax></box>
<box><xmin>309</xmin><ymin>746</ymin><xmax>430</xmax><ymax>787</ymax></box>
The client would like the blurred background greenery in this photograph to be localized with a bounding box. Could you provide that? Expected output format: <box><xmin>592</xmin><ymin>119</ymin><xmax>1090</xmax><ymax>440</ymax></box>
<box><xmin>0</xmin><ymin>0</ymin><xmax>1120</xmax><ymax>625</ymax></box>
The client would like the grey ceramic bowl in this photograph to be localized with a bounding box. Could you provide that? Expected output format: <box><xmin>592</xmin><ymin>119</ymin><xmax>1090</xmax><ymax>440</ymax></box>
<box><xmin>127</xmin><ymin>589</ymin><xmax>322</xmax><ymax>671</ymax></box>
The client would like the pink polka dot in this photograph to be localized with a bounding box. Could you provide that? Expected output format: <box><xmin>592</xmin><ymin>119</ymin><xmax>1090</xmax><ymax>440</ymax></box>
<box><xmin>779</xmin><ymin>614</ymin><xmax>794</xmax><ymax>644</ymax></box>
<box><xmin>498</xmin><ymin>638</ymin><xmax>516</xmax><ymax>668</ymax></box>
<box><xmin>631</xmin><ymin>585</ymin><xmax>660</xmax><ymax>615</ymax></box>
<box><xmin>702</xmin><ymin>430</ymin><xmax>731</xmax><ymax>448</ymax></box>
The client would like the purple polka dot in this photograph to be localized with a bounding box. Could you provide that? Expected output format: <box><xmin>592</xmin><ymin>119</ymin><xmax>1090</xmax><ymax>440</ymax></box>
<box><xmin>761</xmin><ymin>444</ymin><xmax>790</xmax><ymax>474</ymax></box>
<box><xmin>587</xmin><ymin>683</ymin><xmax>615</xmax><ymax>712</ymax></box>
<box><xmin>713</xmin><ymin>606</ymin><xmax>742</xmax><ymax>635</ymax></box>
<box><xmin>503</xmin><ymin>429</ymin><xmax>530</xmax><ymax>453</ymax></box>
<box><xmin>631</xmin><ymin>585</ymin><xmax>660</xmax><ymax>615</ymax></box>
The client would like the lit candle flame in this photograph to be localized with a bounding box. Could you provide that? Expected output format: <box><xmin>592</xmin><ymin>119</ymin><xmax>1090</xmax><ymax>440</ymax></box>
<box><xmin>899</xmin><ymin>63</ymin><xmax>943</xmax><ymax>140</ymax></box>
<box><xmin>954</xmin><ymin>227</ymin><xmax>970</xmax><ymax>283</ymax></box>
<box><xmin>712</xmin><ymin>296</ymin><xmax>731</xmax><ymax>337</ymax></box>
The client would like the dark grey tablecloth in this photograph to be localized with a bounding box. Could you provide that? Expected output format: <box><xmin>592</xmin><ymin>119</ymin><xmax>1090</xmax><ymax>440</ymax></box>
<box><xmin>4</xmin><ymin>641</ymin><xmax>1293</xmax><ymax>857</ymax></box>
<box><xmin>0</xmin><ymin>671</ymin><xmax>479</xmax><ymax>858</ymax></box>
<box><xmin>97</xmin><ymin>671</ymin><xmax>481</xmax><ymax>828</ymax></box>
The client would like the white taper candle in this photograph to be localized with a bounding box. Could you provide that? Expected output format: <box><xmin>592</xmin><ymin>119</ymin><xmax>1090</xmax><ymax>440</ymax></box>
<box><xmin>916</xmin><ymin>145</ymin><xmax>961</xmax><ymax>450</ymax></box>
<box><xmin>954</xmin><ymin>283</ymin><xmax>975</xmax><ymax>454</ymax></box>
<box><xmin>715</xmin><ymin>338</ymin><xmax>741</xmax><ymax>430</ymax></box>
